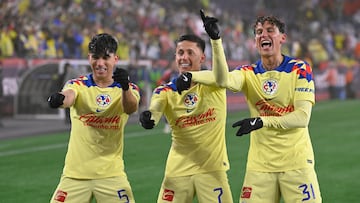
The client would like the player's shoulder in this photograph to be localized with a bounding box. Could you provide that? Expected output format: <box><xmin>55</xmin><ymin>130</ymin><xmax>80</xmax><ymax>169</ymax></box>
<box><xmin>65</xmin><ymin>75</ymin><xmax>91</xmax><ymax>86</ymax></box>
<box><xmin>129</xmin><ymin>82</ymin><xmax>140</xmax><ymax>92</ymax></box>
<box><xmin>284</xmin><ymin>56</ymin><xmax>314</xmax><ymax>81</ymax></box>
<box><xmin>233</xmin><ymin>63</ymin><xmax>256</xmax><ymax>71</ymax></box>
<box><xmin>233</xmin><ymin>63</ymin><xmax>266</xmax><ymax>75</ymax></box>
<box><xmin>154</xmin><ymin>81</ymin><xmax>176</xmax><ymax>94</ymax></box>
<box><xmin>285</xmin><ymin>56</ymin><xmax>311</xmax><ymax>70</ymax></box>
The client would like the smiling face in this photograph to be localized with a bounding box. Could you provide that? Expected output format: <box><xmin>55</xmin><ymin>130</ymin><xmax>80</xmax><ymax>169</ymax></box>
<box><xmin>88</xmin><ymin>33</ymin><xmax>119</xmax><ymax>81</ymax></box>
<box><xmin>175</xmin><ymin>40</ymin><xmax>205</xmax><ymax>74</ymax></box>
<box><xmin>88</xmin><ymin>52</ymin><xmax>118</xmax><ymax>80</ymax></box>
<box><xmin>254</xmin><ymin>18</ymin><xmax>286</xmax><ymax>58</ymax></box>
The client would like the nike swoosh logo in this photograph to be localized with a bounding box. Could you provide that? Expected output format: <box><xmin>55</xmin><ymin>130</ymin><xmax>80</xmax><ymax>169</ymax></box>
<box><xmin>250</xmin><ymin>118</ymin><xmax>257</xmax><ymax>126</ymax></box>
<box><xmin>182</xmin><ymin>74</ymin><xmax>188</xmax><ymax>82</ymax></box>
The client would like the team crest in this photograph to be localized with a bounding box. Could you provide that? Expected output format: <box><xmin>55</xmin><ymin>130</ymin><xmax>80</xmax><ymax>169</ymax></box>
<box><xmin>184</xmin><ymin>93</ymin><xmax>198</xmax><ymax>108</ymax></box>
<box><xmin>96</xmin><ymin>94</ymin><xmax>111</xmax><ymax>107</ymax></box>
<box><xmin>262</xmin><ymin>79</ymin><xmax>278</xmax><ymax>95</ymax></box>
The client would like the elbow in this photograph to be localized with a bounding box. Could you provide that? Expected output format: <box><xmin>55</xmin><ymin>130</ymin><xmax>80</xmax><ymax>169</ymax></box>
<box><xmin>124</xmin><ymin>103</ymin><xmax>139</xmax><ymax>115</ymax></box>
<box><xmin>299</xmin><ymin>118</ymin><xmax>310</xmax><ymax>128</ymax></box>
<box><xmin>297</xmin><ymin>110</ymin><xmax>311</xmax><ymax>128</ymax></box>
<box><xmin>125</xmin><ymin>107</ymin><xmax>138</xmax><ymax>115</ymax></box>
<box><xmin>216</xmin><ymin>79</ymin><xmax>228</xmax><ymax>88</ymax></box>
<box><xmin>125</xmin><ymin>109</ymin><xmax>136</xmax><ymax>115</ymax></box>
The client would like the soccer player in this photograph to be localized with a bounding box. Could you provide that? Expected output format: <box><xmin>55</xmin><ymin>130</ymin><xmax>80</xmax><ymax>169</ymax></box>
<box><xmin>139</xmin><ymin>34</ymin><xmax>233</xmax><ymax>203</ymax></box>
<box><xmin>185</xmin><ymin>10</ymin><xmax>322</xmax><ymax>203</ymax></box>
<box><xmin>47</xmin><ymin>33</ymin><xmax>140</xmax><ymax>203</ymax></box>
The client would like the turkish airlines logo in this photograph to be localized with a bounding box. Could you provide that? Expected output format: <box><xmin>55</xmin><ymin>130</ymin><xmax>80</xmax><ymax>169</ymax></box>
<box><xmin>162</xmin><ymin>189</ymin><xmax>174</xmax><ymax>201</ymax></box>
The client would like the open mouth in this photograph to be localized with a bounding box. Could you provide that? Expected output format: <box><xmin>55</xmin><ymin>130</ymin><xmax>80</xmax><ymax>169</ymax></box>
<box><xmin>261</xmin><ymin>40</ymin><xmax>272</xmax><ymax>48</ymax></box>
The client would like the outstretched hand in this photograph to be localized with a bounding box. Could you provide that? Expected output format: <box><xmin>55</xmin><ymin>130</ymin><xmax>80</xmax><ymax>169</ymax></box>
<box><xmin>200</xmin><ymin>9</ymin><xmax>220</xmax><ymax>40</ymax></box>
<box><xmin>48</xmin><ymin>92</ymin><xmax>65</xmax><ymax>108</ymax></box>
<box><xmin>232</xmin><ymin>117</ymin><xmax>263</xmax><ymax>136</ymax></box>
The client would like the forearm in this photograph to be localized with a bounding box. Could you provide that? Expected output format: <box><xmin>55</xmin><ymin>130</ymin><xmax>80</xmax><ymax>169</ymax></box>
<box><xmin>122</xmin><ymin>90</ymin><xmax>139</xmax><ymax>114</ymax></box>
<box><xmin>190</xmin><ymin>70</ymin><xmax>217</xmax><ymax>86</ymax></box>
<box><xmin>211</xmin><ymin>39</ymin><xmax>229</xmax><ymax>87</ymax></box>
<box><xmin>61</xmin><ymin>89</ymin><xmax>75</xmax><ymax>108</ymax></box>
<box><xmin>261</xmin><ymin>100</ymin><xmax>313</xmax><ymax>129</ymax></box>
<box><xmin>148</xmin><ymin>101</ymin><xmax>165</xmax><ymax>126</ymax></box>
<box><xmin>211</xmin><ymin>39</ymin><xmax>244</xmax><ymax>91</ymax></box>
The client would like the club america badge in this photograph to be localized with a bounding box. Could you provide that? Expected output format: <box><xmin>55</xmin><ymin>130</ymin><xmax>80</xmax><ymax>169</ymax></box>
<box><xmin>96</xmin><ymin>94</ymin><xmax>111</xmax><ymax>107</ymax></box>
<box><xmin>184</xmin><ymin>93</ymin><xmax>198</xmax><ymax>108</ymax></box>
<box><xmin>262</xmin><ymin>79</ymin><xmax>278</xmax><ymax>95</ymax></box>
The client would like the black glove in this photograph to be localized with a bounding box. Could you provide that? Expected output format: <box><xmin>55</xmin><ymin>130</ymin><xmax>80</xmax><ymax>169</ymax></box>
<box><xmin>48</xmin><ymin>92</ymin><xmax>65</xmax><ymax>108</ymax></box>
<box><xmin>176</xmin><ymin>72</ymin><xmax>192</xmax><ymax>95</ymax></box>
<box><xmin>232</xmin><ymin>117</ymin><xmax>263</xmax><ymax>136</ymax></box>
<box><xmin>112</xmin><ymin>68</ymin><xmax>130</xmax><ymax>91</ymax></box>
<box><xmin>200</xmin><ymin>9</ymin><xmax>220</xmax><ymax>40</ymax></box>
<box><xmin>139</xmin><ymin>110</ymin><xmax>155</xmax><ymax>129</ymax></box>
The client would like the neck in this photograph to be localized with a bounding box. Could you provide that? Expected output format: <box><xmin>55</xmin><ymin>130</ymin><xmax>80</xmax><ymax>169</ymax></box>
<box><xmin>261</xmin><ymin>55</ymin><xmax>284</xmax><ymax>71</ymax></box>
<box><xmin>93</xmin><ymin>77</ymin><xmax>114</xmax><ymax>88</ymax></box>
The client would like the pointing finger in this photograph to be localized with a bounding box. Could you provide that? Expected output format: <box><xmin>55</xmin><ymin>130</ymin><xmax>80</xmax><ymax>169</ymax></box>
<box><xmin>200</xmin><ymin>9</ymin><xmax>206</xmax><ymax>21</ymax></box>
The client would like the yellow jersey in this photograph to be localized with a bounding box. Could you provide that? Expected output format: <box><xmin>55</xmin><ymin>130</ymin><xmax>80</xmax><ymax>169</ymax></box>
<box><xmin>61</xmin><ymin>74</ymin><xmax>140</xmax><ymax>179</ymax></box>
<box><xmin>149</xmin><ymin>78</ymin><xmax>230</xmax><ymax>177</ymax></box>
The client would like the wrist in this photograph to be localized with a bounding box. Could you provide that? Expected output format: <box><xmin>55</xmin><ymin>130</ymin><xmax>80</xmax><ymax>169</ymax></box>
<box><xmin>259</xmin><ymin>117</ymin><xmax>267</xmax><ymax>127</ymax></box>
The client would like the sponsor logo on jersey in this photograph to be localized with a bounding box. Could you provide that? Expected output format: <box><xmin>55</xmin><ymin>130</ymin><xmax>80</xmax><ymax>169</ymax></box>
<box><xmin>184</xmin><ymin>93</ymin><xmax>198</xmax><ymax>108</ymax></box>
<box><xmin>162</xmin><ymin>189</ymin><xmax>174</xmax><ymax>201</ymax></box>
<box><xmin>255</xmin><ymin>100</ymin><xmax>294</xmax><ymax>116</ymax></box>
<box><xmin>79</xmin><ymin>113</ymin><xmax>121</xmax><ymax>129</ymax></box>
<box><xmin>175</xmin><ymin>108</ymin><xmax>216</xmax><ymax>128</ymax></box>
<box><xmin>96</xmin><ymin>94</ymin><xmax>111</xmax><ymax>107</ymax></box>
<box><xmin>54</xmin><ymin>190</ymin><xmax>67</xmax><ymax>202</ymax></box>
<box><xmin>295</xmin><ymin>87</ymin><xmax>315</xmax><ymax>93</ymax></box>
<box><xmin>241</xmin><ymin>186</ymin><xmax>252</xmax><ymax>199</ymax></box>
<box><xmin>262</xmin><ymin>79</ymin><xmax>278</xmax><ymax>95</ymax></box>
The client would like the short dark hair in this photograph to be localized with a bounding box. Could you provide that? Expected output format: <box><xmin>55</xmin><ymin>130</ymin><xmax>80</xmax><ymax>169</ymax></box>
<box><xmin>88</xmin><ymin>33</ymin><xmax>118</xmax><ymax>55</ymax></box>
<box><xmin>176</xmin><ymin>34</ymin><xmax>205</xmax><ymax>52</ymax></box>
<box><xmin>253</xmin><ymin>15</ymin><xmax>285</xmax><ymax>34</ymax></box>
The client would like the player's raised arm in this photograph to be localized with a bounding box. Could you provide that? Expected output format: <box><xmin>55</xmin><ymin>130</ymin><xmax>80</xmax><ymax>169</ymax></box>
<box><xmin>113</xmin><ymin>67</ymin><xmax>139</xmax><ymax>114</ymax></box>
<box><xmin>177</xmin><ymin>70</ymin><xmax>217</xmax><ymax>93</ymax></box>
<box><xmin>197</xmin><ymin>9</ymin><xmax>244</xmax><ymax>91</ymax></box>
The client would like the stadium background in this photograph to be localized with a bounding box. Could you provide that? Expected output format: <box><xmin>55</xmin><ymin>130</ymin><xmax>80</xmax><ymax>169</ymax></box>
<box><xmin>1</xmin><ymin>0</ymin><xmax>360</xmax><ymax>119</ymax></box>
<box><xmin>0</xmin><ymin>0</ymin><xmax>360</xmax><ymax>202</ymax></box>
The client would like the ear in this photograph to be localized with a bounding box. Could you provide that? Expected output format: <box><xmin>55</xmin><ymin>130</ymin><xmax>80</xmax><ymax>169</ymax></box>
<box><xmin>280</xmin><ymin>33</ymin><xmax>287</xmax><ymax>44</ymax></box>
<box><xmin>200</xmin><ymin>53</ymin><xmax>206</xmax><ymax>63</ymax></box>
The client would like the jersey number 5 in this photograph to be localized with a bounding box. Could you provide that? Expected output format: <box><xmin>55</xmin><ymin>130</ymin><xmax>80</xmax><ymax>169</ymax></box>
<box><xmin>117</xmin><ymin>189</ymin><xmax>130</xmax><ymax>203</ymax></box>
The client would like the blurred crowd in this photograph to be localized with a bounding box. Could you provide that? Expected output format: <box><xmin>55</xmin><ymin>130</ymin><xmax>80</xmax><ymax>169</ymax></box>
<box><xmin>0</xmin><ymin>0</ymin><xmax>359</xmax><ymax>99</ymax></box>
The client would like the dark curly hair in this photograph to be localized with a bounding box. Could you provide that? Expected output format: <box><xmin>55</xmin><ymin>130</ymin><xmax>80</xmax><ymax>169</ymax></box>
<box><xmin>253</xmin><ymin>15</ymin><xmax>285</xmax><ymax>34</ymax></box>
<box><xmin>88</xmin><ymin>33</ymin><xmax>118</xmax><ymax>56</ymax></box>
